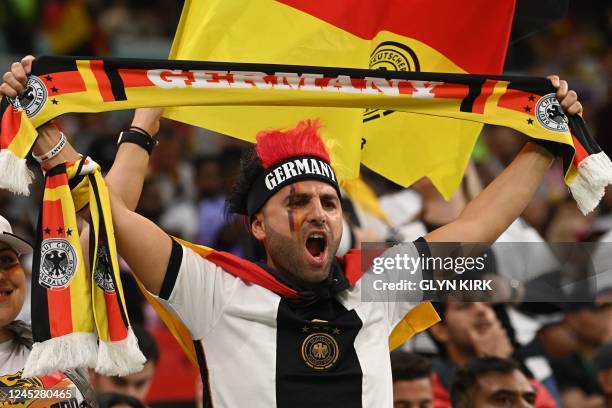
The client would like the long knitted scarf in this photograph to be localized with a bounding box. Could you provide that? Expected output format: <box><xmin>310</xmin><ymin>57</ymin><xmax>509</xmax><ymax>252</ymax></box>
<box><xmin>22</xmin><ymin>157</ymin><xmax>145</xmax><ymax>377</ymax></box>
<box><xmin>0</xmin><ymin>56</ymin><xmax>611</xmax><ymax>214</ymax></box>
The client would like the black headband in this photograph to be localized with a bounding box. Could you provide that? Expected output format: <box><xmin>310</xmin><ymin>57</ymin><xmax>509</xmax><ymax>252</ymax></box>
<box><xmin>246</xmin><ymin>156</ymin><xmax>341</xmax><ymax>217</ymax></box>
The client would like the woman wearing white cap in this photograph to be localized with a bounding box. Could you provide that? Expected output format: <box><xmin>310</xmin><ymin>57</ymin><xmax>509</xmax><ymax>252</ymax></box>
<box><xmin>0</xmin><ymin>57</ymin><xmax>163</xmax><ymax>407</ymax></box>
<box><xmin>0</xmin><ymin>215</ymin><xmax>99</xmax><ymax>406</ymax></box>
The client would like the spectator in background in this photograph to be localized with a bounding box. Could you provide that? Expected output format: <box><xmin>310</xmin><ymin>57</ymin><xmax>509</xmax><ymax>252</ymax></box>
<box><xmin>390</xmin><ymin>351</ymin><xmax>433</xmax><ymax>408</ymax></box>
<box><xmin>91</xmin><ymin>325</ymin><xmax>160</xmax><ymax>403</ymax></box>
<box><xmin>594</xmin><ymin>342</ymin><xmax>612</xmax><ymax>408</ymax></box>
<box><xmin>548</xmin><ymin>302</ymin><xmax>610</xmax><ymax>407</ymax></box>
<box><xmin>450</xmin><ymin>357</ymin><xmax>536</xmax><ymax>408</ymax></box>
<box><xmin>428</xmin><ymin>301</ymin><xmax>556</xmax><ymax>407</ymax></box>
<box><xmin>150</xmin><ymin>126</ymin><xmax>196</xmax><ymax>208</ymax></box>
<box><xmin>194</xmin><ymin>154</ymin><xmax>225</xmax><ymax>246</ymax></box>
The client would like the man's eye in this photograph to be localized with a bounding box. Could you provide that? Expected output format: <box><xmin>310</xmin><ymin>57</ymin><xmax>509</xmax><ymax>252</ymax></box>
<box><xmin>322</xmin><ymin>199</ymin><xmax>337</xmax><ymax>209</ymax></box>
<box><xmin>493</xmin><ymin>395</ymin><xmax>513</xmax><ymax>405</ymax></box>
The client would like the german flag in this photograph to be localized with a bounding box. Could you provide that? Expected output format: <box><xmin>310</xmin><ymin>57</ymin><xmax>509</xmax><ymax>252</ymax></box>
<box><xmin>165</xmin><ymin>0</ymin><xmax>516</xmax><ymax>192</ymax></box>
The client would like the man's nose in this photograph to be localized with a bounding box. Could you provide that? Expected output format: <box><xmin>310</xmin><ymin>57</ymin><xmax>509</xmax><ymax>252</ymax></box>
<box><xmin>306</xmin><ymin>200</ymin><xmax>326</xmax><ymax>223</ymax></box>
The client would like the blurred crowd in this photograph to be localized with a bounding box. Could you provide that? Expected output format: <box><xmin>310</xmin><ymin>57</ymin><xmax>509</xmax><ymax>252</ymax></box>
<box><xmin>1</xmin><ymin>0</ymin><xmax>612</xmax><ymax>407</ymax></box>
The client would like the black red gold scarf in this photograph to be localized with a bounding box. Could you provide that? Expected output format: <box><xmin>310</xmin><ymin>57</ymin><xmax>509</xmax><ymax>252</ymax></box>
<box><xmin>0</xmin><ymin>57</ymin><xmax>610</xmax><ymax>213</ymax></box>
<box><xmin>23</xmin><ymin>157</ymin><xmax>145</xmax><ymax>377</ymax></box>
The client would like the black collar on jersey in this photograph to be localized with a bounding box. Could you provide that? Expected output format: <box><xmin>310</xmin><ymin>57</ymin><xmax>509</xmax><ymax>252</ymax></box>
<box><xmin>256</xmin><ymin>259</ymin><xmax>349</xmax><ymax>306</ymax></box>
<box><xmin>246</xmin><ymin>156</ymin><xmax>341</xmax><ymax>217</ymax></box>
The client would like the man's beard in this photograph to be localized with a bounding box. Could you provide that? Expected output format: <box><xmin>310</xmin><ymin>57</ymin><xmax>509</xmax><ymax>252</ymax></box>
<box><xmin>264</xmin><ymin>222</ymin><xmax>340</xmax><ymax>289</ymax></box>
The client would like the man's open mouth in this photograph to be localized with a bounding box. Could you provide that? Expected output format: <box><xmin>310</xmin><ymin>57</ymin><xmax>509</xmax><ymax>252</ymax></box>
<box><xmin>305</xmin><ymin>232</ymin><xmax>327</xmax><ymax>263</ymax></box>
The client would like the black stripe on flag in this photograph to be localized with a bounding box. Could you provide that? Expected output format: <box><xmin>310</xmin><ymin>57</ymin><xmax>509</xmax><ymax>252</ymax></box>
<box><xmin>104</xmin><ymin>64</ymin><xmax>128</xmax><ymax>101</ymax></box>
<box><xmin>31</xmin><ymin>172</ymin><xmax>54</xmax><ymax>342</ymax></box>
<box><xmin>460</xmin><ymin>78</ymin><xmax>486</xmax><ymax>113</ymax></box>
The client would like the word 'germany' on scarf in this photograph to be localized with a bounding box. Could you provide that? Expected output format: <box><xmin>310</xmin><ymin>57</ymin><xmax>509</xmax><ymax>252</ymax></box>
<box><xmin>0</xmin><ymin>56</ymin><xmax>611</xmax><ymax>215</ymax></box>
<box><xmin>22</xmin><ymin>157</ymin><xmax>145</xmax><ymax>377</ymax></box>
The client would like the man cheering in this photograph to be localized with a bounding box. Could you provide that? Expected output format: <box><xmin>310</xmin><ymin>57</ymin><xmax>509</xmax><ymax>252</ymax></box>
<box><xmin>1</xmin><ymin>56</ymin><xmax>583</xmax><ymax>408</ymax></box>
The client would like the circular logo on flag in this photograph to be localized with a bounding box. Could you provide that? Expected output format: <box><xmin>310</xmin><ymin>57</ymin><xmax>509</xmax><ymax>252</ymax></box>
<box><xmin>535</xmin><ymin>93</ymin><xmax>569</xmax><ymax>132</ymax></box>
<box><xmin>364</xmin><ymin>41</ymin><xmax>420</xmax><ymax>125</ymax></box>
<box><xmin>7</xmin><ymin>75</ymin><xmax>48</xmax><ymax>118</ymax></box>
<box><xmin>301</xmin><ymin>332</ymin><xmax>339</xmax><ymax>370</ymax></box>
<box><xmin>39</xmin><ymin>239</ymin><xmax>77</xmax><ymax>288</ymax></box>
<box><xmin>94</xmin><ymin>244</ymin><xmax>115</xmax><ymax>292</ymax></box>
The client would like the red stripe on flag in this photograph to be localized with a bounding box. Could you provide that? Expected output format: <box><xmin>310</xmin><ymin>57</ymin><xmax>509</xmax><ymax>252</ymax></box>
<box><xmin>431</xmin><ymin>82</ymin><xmax>469</xmax><ymax>100</ymax></box>
<box><xmin>278</xmin><ymin>0</ymin><xmax>515</xmax><ymax>73</ymax></box>
<box><xmin>118</xmin><ymin>69</ymin><xmax>154</xmax><ymax>88</ymax></box>
<box><xmin>45</xmin><ymin>172</ymin><xmax>69</xmax><ymax>190</ymax></box>
<box><xmin>472</xmin><ymin>80</ymin><xmax>498</xmax><ymax>114</ymax></box>
<box><xmin>104</xmin><ymin>291</ymin><xmax>128</xmax><ymax>342</ymax></box>
<box><xmin>45</xmin><ymin>71</ymin><xmax>87</xmax><ymax>96</ymax></box>
<box><xmin>0</xmin><ymin>106</ymin><xmax>21</xmax><ymax>149</ymax></box>
<box><xmin>90</xmin><ymin>60</ymin><xmax>115</xmax><ymax>102</ymax></box>
<box><xmin>42</xmin><ymin>198</ymin><xmax>66</xmax><ymax>239</ymax></box>
<box><xmin>497</xmin><ymin>89</ymin><xmax>536</xmax><ymax>116</ymax></box>
<box><xmin>572</xmin><ymin>135</ymin><xmax>589</xmax><ymax>165</ymax></box>
<box><xmin>205</xmin><ymin>251</ymin><xmax>299</xmax><ymax>298</ymax></box>
<box><xmin>48</xmin><ymin>287</ymin><xmax>74</xmax><ymax>337</ymax></box>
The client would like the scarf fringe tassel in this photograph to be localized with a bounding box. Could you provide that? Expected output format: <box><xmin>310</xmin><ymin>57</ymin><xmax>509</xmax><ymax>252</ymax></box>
<box><xmin>0</xmin><ymin>150</ymin><xmax>33</xmax><ymax>195</ymax></box>
<box><xmin>570</xmin><ymin>151</ymin><xmax>612</xmax><ymax>215</ymax></box>
<box><xmin>95</xmin><ymin>327</ymin><xmax>146</xmax><ymax>376</ymax></box>
<box><xmin>22</xmin><ymin>332</ymin><xmax>98</xmax><ymax>377</ymax></box>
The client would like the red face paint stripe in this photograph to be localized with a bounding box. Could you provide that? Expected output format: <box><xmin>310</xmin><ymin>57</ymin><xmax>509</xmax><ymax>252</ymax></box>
<box><xmin>89</xmin><ymin>60</ymin><xmax>116</xmax><ymax>102</ymax></box>
<box><xmin>104</xmin><ymin>291</ymin><xmax>129</xmax><ymax>342</ymax></box>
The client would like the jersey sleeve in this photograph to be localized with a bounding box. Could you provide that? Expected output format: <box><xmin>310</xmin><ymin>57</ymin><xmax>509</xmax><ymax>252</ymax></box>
<box><xmin>151</xmin><ymin>239</ymin><xmax>238</xmax><ymax>339</ymax></box>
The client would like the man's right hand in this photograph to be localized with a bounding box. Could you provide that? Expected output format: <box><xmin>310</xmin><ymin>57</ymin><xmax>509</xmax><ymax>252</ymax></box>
<box><xmin>0</xmin><ymin>55</ymin><xmax>35</xmax><ymax>98</ymax></box>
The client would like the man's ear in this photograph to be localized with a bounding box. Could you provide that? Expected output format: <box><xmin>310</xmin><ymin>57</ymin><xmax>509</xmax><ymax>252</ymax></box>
<box><xmin>429</xmin><ymin>323</ymin><xmax>449</xmax><ymax>344</ymax></box>
<box><xmin>251</xmin><ymin>213</ymin><xmax>266</xmax><ymax>241</ymax></box>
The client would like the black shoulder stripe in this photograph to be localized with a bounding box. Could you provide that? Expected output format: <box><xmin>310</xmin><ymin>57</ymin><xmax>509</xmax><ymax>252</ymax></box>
<box><xmin>159</xmin><ymin>238</ymin><xmax>183</xmax><ymax>300</ymax></box>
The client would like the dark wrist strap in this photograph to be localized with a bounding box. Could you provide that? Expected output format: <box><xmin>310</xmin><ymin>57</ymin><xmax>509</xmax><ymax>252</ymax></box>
<box><xmin>128</xmin><ymin>125</ymin><xmax>153</xmax><ymax>138</ymax></box>
<box><xmin>117</xmin><ymin>130</ymin><xmax>158</xmax><ymax>155</ymax></box>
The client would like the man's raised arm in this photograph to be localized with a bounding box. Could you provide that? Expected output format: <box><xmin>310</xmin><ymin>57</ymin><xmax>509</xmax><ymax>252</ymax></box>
<box><xmin>425</xmin><ymin>76</ymin><xmax>583</xmax><ymax>244</ymax></box>
<box><xmin>1</xmin><ymin>56</ymin><xmax>173</xmax><ymax>295</ymax></box>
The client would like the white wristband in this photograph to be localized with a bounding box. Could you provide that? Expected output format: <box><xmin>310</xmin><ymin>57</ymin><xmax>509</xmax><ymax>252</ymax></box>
<box><xmin>32</xmin><ymin>132</ymin><xmax>67</xmax><ymax>163</ymax></box>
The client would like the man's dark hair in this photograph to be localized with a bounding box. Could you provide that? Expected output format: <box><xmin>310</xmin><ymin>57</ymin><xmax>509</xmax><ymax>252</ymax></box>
<box><xmin>450</xmin><ymin>357</ymin><xmax>521</xmax><ymax>408</ymax></box>
<box><xmin>226</xmin><ymin>146</ymin><xmax>262</xmax><ymax>216</ymax></box>
<box><xmin>390</xmin><ymin>351</ymin><xmax>432</xmax><ymax>382</ymax></box>
<box><xmin>133</xmin><ymin>325</ymin><xmax>160</xmax><ymax>365</ymax></box>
